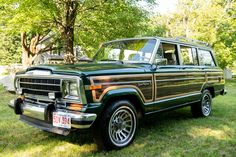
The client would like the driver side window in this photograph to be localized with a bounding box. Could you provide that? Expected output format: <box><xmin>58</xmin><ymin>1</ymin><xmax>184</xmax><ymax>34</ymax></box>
<box><xmin>155</xmin><ymin>42</ymin><xmax>179</xmax><ymax>65</ymax></box>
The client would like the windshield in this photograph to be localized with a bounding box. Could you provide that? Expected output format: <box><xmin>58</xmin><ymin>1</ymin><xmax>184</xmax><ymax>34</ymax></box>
<box><xmin>93</xmin><ymin>39</ymin><xmax>157</xmax><ymax>63</ymax></box>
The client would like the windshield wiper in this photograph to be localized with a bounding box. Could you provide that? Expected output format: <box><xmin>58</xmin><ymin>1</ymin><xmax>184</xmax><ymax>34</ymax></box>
<box><xmin>100</xmin><ymin>59</ymin><xmax>124</xmax><ymax>64</ymax></box>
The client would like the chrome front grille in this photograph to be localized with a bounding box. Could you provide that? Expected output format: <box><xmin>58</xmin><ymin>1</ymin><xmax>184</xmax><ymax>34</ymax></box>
<box><xmin>19</xmin><ymin>78</ymin><xmax>61</xmax><ymax>96</ymax></box>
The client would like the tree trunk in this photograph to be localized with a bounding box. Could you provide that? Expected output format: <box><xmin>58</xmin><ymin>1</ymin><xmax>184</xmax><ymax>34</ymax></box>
<box><xmin>20</xmin><ymin>32</ymin><xmax>48</xmax><ymax>67</ymax></box>
<box><xmin>21</xmin><ymin>32</ymin><xmax>31</xmax><ymax>68</ymax></box>
<box><xmin>60</xmin><ymin>1</ymin><xmax>78</xmax><ymax>64</ymax></box>
<box><xmin>22</xmin><ymin>48</ymin><xmax>30</xmax><ymax>68</ymax></box>
<box><xmin>62</xmin><ymin>26</ymin><xmax>75</xmax><ymax>63</ymax></box>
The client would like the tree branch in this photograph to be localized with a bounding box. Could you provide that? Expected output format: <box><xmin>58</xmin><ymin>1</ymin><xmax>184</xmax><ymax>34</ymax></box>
<box><xmin>39</xmin><ymin>30</ymin><xmax>51</xmax><ymax>41</ymax></box>
<box><xmin>38</xmin><ymin>47</ymin><xmax>60</xmax><ymax>54</ymax></box>
<box><xmin>53</xmin><ymin>15</ymin><xmax>65</xmax><ymax>28</ymax></box>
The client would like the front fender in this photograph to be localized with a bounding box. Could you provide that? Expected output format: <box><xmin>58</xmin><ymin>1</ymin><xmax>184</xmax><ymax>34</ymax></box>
<box><xmin>102</xmin><ymin>88</ymin><xmax>144</xmax><ymax>103</ymax></box>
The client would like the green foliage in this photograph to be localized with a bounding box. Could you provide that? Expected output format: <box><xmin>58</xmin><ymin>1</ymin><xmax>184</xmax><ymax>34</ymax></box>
<box><xmin>0</xmin><ymin>0</ymin><xmax>234</xmax><ymax>68</ymax></box>
<box><xmin>148</xmin><ymin>0</ymin><xmax>236</xmax><ymax>69</ymax></box>
<box><xmin>0</xmin><ymin>33</ymin><xmax>21</xmax><ymax>65</ymax></box>
<box><xmin>0</xmin><ymin>0</ymin><xmax>152</xmax><ymax>64</ymax></box>
<box><xmin>74</xmin><ymin>1</ymin><xmax>150</xmax><ymax>58</ymax></box>
<box><xmin>0</xmin><ymin>0</ymin><xmax>52</xmax><ymax>33</ymax></box>
<box><xmin>142</xmin><ymin>14</ymin><xmax>168</xmax><ymax>37</ymax></box>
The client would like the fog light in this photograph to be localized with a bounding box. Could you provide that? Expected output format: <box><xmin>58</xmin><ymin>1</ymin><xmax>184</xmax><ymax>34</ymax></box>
<box><xmin>48</xmin><ymin>92</ymin><xmax>55</xmax><ymax>99</ymax></box>
<box><xmin>16</xmin><ymin>88</ymin><xmax>23</xmax><ymax>95</ymax></box>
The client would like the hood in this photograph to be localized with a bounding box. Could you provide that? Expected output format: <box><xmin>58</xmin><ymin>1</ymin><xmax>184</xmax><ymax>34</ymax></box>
<box><xmin>24</xmin><ymin>63</ymin><xmax>151</xmax><ymax>76</ymax></box>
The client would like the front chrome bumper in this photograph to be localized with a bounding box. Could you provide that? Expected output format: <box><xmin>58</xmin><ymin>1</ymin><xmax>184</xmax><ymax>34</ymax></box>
<box><xmin>56</xmin><ymin>109</ymin><xmax>97</xmax><ymax>129</ymax></box>
<box><xmin>9</xmin><ymin>99</ymin><xmax>97</xmax><ymax>134</ymax></box>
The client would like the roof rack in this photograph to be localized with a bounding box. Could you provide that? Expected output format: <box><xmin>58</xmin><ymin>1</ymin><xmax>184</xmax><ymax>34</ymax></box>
<box><xmin>175</xmin><ymin>36</ymin><xmax>211</xmax><ymax>47</ymax></box>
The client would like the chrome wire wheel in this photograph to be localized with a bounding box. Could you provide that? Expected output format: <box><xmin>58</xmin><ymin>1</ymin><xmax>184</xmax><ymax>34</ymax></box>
<box><xmin>201</xmin><ymin>93</ymin><xmax>212</xmax><ymax>116</ymax></box>
<box><xmin>108</xmin><ymin>106</ymin><xmax>136</xmax><ymax>147</ymax></box>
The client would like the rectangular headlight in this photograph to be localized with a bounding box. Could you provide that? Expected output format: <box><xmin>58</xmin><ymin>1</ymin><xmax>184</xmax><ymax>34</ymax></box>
<box><xmin>62</xmin><ymin>80</ymin><xmax>80</xmax><ymax>100</ymax></box>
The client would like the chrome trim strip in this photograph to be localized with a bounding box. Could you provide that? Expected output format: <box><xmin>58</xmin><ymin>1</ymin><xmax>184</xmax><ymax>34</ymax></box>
<box><xmin>154</xmin><ymin>92</ymin><xmax>201</xmax><ymax>104</ymax></box>
<box><xmin>90</xmin><ymin>74</ymin><xmax>153</xmax><ymax>80</ymax></box>
<box><xmin>25</xmin><ymin>94</ymin><xmax>55</xmax><ymax>102</ymax></box>
<box><xmin>187</xmin><ymin>72</ymin><xmax>207</xmax><ymax>75</ymax></box>
<box><xmin>207</xmin><ymin>76</ymin><xmax>222</xmax><ymax>79</ymax></box>
<box><xmin>16</xmin><ymin>74</ymin><xmax>80</xmax><ymax>79</ymax></box>
<box><xmin>206</xmin><ymin>72</ymin><xmax>223</xmax><ymax>74</ymax></box>
<box><xmin>155</xmin><ymin>91</ymin><xmax>201</xmax><ymax>101</ymax></box>
<box><xmin>156</xmin><ymin>77</ymin><xmax>205</xmax><ymax>82</ymax></box>
<box><xmin>94</xmin><ymin>80</ymin><xmax>152</xmax><ymax>86</ymax></box>
<box><xmin>155</xmin><ymin>73</ymin><xmax>189</xmax><ymax>76</ymax></box>
<box><xmin>21</xmin><ymin>87</ymin><xmax>60</xmax><ymax>93</ymax></box>
<box><xmin>19</xmin><ymin>81</ymin><xmax>60</xmax><ymax>86</ymax></box>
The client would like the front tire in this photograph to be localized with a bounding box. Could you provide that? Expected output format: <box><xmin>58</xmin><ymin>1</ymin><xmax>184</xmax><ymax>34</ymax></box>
<box><xmin>93</xmin><ymin>100</ymin><xmax>137</xmax><ymax>150</ymax></box>
<box><xmin>191</xmin><ymin>90</ymin><xmax>212</xmax><ymax>117</ymax></box>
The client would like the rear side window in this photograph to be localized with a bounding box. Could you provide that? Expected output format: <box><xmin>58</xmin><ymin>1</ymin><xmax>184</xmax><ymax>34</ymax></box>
<box><xmin>198</xmin><ymin>49</ymin><xmax>215</xmax><ymax>66</ymax></box>
<box><xmin>180</xmin><ymin>46</ymin><xmax>198</xmax><ymax>65</ymax></box>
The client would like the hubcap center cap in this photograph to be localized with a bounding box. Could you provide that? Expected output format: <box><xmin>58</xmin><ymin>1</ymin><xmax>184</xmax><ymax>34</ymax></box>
<box><xmin>115</xmin><ymin>118</ymin><xmax>125</xmax><ymax>130</ymax></box>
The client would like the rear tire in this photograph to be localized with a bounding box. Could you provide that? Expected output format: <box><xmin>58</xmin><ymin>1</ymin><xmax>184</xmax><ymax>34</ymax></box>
<box><xmin>93</xmin><ymin>100</ymin><xmax>138</xmax><ymax>150</ymax></box>
<box><xmin>191</xmin><ymin>90</ymin><xmax>212</xmax><ymax>118</ymax></box>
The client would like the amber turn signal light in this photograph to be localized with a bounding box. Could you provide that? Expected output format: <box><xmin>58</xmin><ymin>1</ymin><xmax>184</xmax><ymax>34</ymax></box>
<box><xmin>68</xmin><ymin>103</ymin><xmax>83</xmax><ymax>111</ymax></box>
<box><xmin>89</xmin><ymin>85</ymin><xmax>102</xmax><ymax>90</ymax></box>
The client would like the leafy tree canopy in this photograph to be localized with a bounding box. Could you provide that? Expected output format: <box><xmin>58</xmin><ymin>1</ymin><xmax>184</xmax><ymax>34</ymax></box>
<box><xmin>148</xmin><ymin>0</ymin><xmax>236</xmax><ymax>69</ymax></box>
<box><xmin>0</xmin><ymin>0</ymin><xmax>154</xmax><ymax>65</ymax></box>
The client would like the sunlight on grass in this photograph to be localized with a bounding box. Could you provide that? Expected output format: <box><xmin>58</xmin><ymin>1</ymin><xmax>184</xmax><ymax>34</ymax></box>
<box><xmin>132</xmin><ymin>143</ymin><xmax>146</xmax><ymax>149</ymax></box>
<box><xmin>2</xmin><ymin>141</ymin><xmax>97</xmax><ymax>157</ymax></box>
<box><xmin>0</xmin><ymin>80</ymin><xmax>236</xmax><ymax>157</ymax></box>
<box><xmin>12</xmin><ymin>145</ymin><xmax>45</xmax><ymax>157</ymax></box>
<box><xmin>188</xmin><ymin>126</ymin><xmax>232</xmax><ymax>140</ymax></box>
<box><xmin>160</xmin><ymin>152</ymin><xmax>172</xmax><ymax>157</ymax></box>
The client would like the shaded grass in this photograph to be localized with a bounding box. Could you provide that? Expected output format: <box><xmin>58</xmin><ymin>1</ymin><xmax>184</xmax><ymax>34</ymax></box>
<box><xmin>0</xmin><ymin>81</ymin><xmax>235</xmax><ymax>157</ymax></box>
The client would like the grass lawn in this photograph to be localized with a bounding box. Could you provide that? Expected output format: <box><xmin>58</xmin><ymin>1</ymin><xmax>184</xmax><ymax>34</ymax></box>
<box><xmin>0</xmin><ymin>81</ymin><xmax>235</xmax><ymax>157</ymax></box>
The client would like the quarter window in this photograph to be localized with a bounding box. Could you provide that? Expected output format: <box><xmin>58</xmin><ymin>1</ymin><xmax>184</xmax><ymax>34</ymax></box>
<box><xmin>180</xmin><ymin>46</ymin><xmax>198</xmax><ymax>65</ymax></box>
<box><xmin>198</xmin><ymin>49</ymin><xmax>215</xmax><ymax>66</ymax></box>
<box><xmin>154</xmin><ymin>43</ymin><xmax>164</xmax><ymax>65</ymax></box>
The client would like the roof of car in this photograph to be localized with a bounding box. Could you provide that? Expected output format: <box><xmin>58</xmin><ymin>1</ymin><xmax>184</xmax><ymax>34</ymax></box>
<box><xmin>104</xmin><ymin>36</ymin><xmax>212</xmax><ymax>51</ymax></box>
<box><xmin>156</xmin><ymin>36</ymin><xmax>212</xmax><ymax>50</ymax></box>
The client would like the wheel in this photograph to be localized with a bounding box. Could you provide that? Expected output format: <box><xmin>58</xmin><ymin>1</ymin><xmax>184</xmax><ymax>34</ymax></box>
<box><xmin>93</xmin><ymin>100</ymin><xmax>138</xmax><ymax>150</ymax></box>
<box><xmin>191</xmin><ymin>89</ymin><xmax>212</xmax><ymax>117</ymax></box>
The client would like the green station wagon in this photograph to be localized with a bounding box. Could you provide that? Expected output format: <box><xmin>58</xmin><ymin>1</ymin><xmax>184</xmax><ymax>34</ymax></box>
<box><xmin>9</xmin><ymin>37</ymin><xmax>226</xmax><ymax>149</ymax></box>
